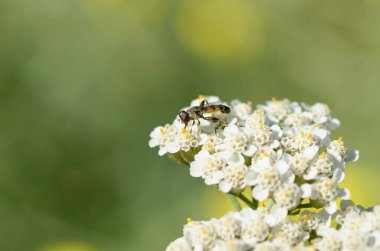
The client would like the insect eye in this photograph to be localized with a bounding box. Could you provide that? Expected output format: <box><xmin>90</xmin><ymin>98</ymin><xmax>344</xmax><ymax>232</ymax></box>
<box><xmin>179</xmin><ymin>111</ymin><xmax>190</xmax><ymax>123</ymax></box>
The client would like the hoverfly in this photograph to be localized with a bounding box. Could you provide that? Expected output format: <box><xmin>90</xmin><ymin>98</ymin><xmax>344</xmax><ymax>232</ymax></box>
<box><xmin>178</xmin><ymin>99</ymin><xmax>231</xmax><ymax>128</ymax></box>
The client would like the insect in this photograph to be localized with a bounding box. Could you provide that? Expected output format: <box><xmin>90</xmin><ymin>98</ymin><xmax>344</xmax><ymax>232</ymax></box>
<box><xmin>178</xmin><ymin>100</ymin><xmax>231</xmax><ymax>128</ymax></box>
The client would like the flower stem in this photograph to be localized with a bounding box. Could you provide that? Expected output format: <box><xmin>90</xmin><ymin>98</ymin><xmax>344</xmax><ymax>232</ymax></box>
<box><xmin>228</xmin><ymin>194</ymin><xmax>242</xmax><ymax>210</ymax></box>
<box><xmin>238</xmin><ymin>193</ymin><xmax>258</xmax><ymax>209</ymax></box>
<box><xmin>228</xmin><ymin>192</ymin><xmax>258</xmax><ymax>210</ymax></box>
<box><xmin>298</xmin><ymin>203</ymin><xmax>313</xmax><ymax>209</ymax></box>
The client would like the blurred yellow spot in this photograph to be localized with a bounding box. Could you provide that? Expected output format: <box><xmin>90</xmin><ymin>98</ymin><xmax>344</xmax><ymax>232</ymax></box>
<box><xmin>175</xmin><ymin>0</ymin><xmax>262</xmax><ymax>64</ymax></box>
<box><xmin>259</xmin><ymin>122</ymin><xmax>263</xmax><ymax>129</ymax></box>
<box><xmin>341</xmin><ymin>165</ymin><xmax>380</xmax><ymax>207</ymax></box>
<box><xmin>160</xmin><ymin>128</ymin><xmax>165</xmax><ymax>134</ymax></box>
<box><xmin>339</xmin><ymin>136</ymin><xmax>343</xmax><ymax>143</ymax></box>
<box><xmin>258</xmin><ymin>109</ymin><xmax>263</xmax><ymax>116</ymax></box>
<box><xmin>258</xmin><ymin>201</ymin><xmax>265</xmax><ymax>207</ymax></box>
<box><xmin>307</xmin><ymin>133</ymin><xmax>312</xmax><ymax>140</ymax></box>
<box><xmin>321</xmin><ymin>151</ymin><xmax>327</xmax><ymax>159</ymax></box>
<box><xmin>300</xmin><ymin>131</ymin><xmax>305</xmax><ymax>137</ymax></box>
<box><xmin>39</xmin><ymin>242</ymin><xmax>98</xmax><ymax>251</ymax></box>
<box><xmin>187</xmin><ymin>217</ymin><xmax>193</xmax><ymax>223</ymax></box>
<box><xmin>272</xmin><ymin>97</ymin><xmax>277</xmax><ymax>103</ymax></box>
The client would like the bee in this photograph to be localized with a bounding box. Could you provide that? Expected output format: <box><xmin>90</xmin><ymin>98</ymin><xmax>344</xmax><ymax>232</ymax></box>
<box><xmin>178</xmin><ymin>100</ymin><xmax>231</xmax><ymax>128</ymax></box>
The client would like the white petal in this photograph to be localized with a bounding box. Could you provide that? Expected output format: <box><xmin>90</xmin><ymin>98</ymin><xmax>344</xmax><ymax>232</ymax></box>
<box><xmin>218</xmin><ymin>150</ymin><xmax>233</xmax><ymax>159</ymax></box>
<box><xmin>327</xmin><ymin>118</ymin><xmax>340</xmax><ymax>129</ymax></box>
<box><xmin>255</xmin><ymin>157</ymin><xmax>271</xmax><ymax>171</ymax></box>
<box><xmin>219</xmin><ymin>181</ymin><xmax>232</xmax><ymax>193</ymax></box>
<box><xmin>339</xmin><ymin>188</ymin><xmax>351</xmax><ymax>200</ymax></box>
<box><xmin>303</xmin><ymin>167</ymin><xmax>318</xmax><ymax>180</ymax></box>
<box><xmin>313</xmin><ymin>128</ymin><xmax>328</xmax><ymax>141</ymax></box>
<box><xmin>325</xmin><ymin>201</ymin><xmax>337</xmax><ymax>214</ymax></box>
<box><xmin>205</xmin><ymin>171</ymin><xmax>225</xmax><ymax>185</ymax></box>
<box><xmin>224</xmin><ymin>124</ymin><xmax>239</xmax><ymax>135</ymax></box>
<box><xmin>228</xmin><ymin>153</ymin><xmax>245</xmax><ymax>165</ymax></box>
<box><xmin>280</xmin><ymin>171</ymin><xmax>295</xmax><ymax>183</ymax></box>
<box><xmin>301</xmin><ymin>102</ymin><xmax>311</xmax><ymax>110</ymax></box>
<box><xmin>252</xmin><ymin>186</ymin><xmax>269</xmax><ymax>201</ymax></box>
<box><xmin>275</xmin><ymin>160</ymin><xmax>289</xmax><ymax>175</ymax></box>
<box><xmin>228</xmin><ymin>117</ymin><xmax>238</xmax><ymax>126</ymax></box>
<box><xmin>245</xmin><ymin>170</ymin><xmax>258</xmax><ymax>186</ymax></box>
<box><xmin>198</xmin><ymin>134</ymin><xmax>208</xmax><ymax>145</ymax></box>
<box><xmin>166</xmin><ymin>143</ymin><xmax>180</xmax><ymax>153</ymax></box>
<box><xmin>333</xmin><ymin>169</ymin><xmax>345</xmax><ymax>183</ymax></box>
<box><xmin>195</xmin><ymin>149</ymin><xmax>209</xmax><ymax>161</ymax></box>
<box><xmin>300</xmin><ymin>183</ymin><xmax>312</xmax><ymax>198</ymax></box>
<box><xmin>243</xmin><ymin>144</ymin><xmax>258</xmax><ymax>157</ymax></box>
<box><xmin>268</xmin><ymin>140</ymin><xmax>280</xmax><ymax>149</ymax></box>
<box><xmin>148</xmin><ymin>138</ymin><xmax>159</xmax><ymax>148</ymax></box>
<box><xmin>265</xmin><ymin>206</ymin><xmax>287</xmax><ymax>227</ymax></box>
<box><xmin>304</xmin><ymin>146</ymin><xmax>319</xmax><ymax>160</ymax></box>
<box><xmin>158</xmin><ymin>148</ymin><xmax>167</xmax><ymax>156</ymax></box>
<box><xmin>270</xmin><ymin>124</ymin><xmax>283</xmax><ymax>139</ymax></box>
<box><xmin>149</xmin><ymin>127</ymin><xmax>162</xmax><ymax>138</ymax></box>
<box><xmin>189</xmin><ymin>163</ymin><xmax>203</xmax><ymax>177</ymax></box>
<box><xmin>345</xmin><ymin>150</ymin><xmax>359</xmax><ymax>162</ymax></box>
<box><xmin>367</xmin><ymin>232</ymin><xmax>380</xmax><ymax>247</ymax></box>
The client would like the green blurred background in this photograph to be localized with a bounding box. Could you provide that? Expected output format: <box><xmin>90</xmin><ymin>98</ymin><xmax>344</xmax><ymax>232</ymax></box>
<box><xmin>1</xmin><ymin>0</ymin><xmax>380</xmax><ymax>250</ymax></box>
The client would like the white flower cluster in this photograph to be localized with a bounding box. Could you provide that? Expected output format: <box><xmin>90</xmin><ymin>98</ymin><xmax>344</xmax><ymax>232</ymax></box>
<box><xmin>314</xmin><ymin>201</ymin><xmax>380</xmax><ymax>251</ymax></box>
<box><xmin>166</xmin><ymin>202</ymin><xmax>380</xmax><ymax>251</ymax></box>
<box><xmin>149</xmin><ymin>96</ymin><xmax>359</xmax><ymax>215</ymax></box>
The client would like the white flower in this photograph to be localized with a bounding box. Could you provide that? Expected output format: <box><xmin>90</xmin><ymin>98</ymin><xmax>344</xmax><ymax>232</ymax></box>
<box><xmin>300</xmin><ymin>210</ymin><xmax>331</xmax><ymax>231</ymax></box>
<box><xmin>218</xmin><ymin>163</ymin><xmax>248</xmax><ymax>193</ymax></box>
<box><xmin>190</xmin><ymin>95</ymin><xmax>220</xmax><ymax>107</ymax></box>
<box><xmin>303</xmin><ymin>149</ymin><xmax>342</xmax><ymax>180</ymax></box>
<box><xmin>264</xmin><ymin>205</ymin><xmax>288</xmax><ymax>227</ymax></box>
<box><xmin>272</xmin><ymin>220</ymin><xmax>309</xmax><ymax>246</ymax></box>
<box><xmin>210</xmin><ymin>239</ymin><xmax>248</xmax><ymax>251</ymax></box>
<box><xmin>258</xmin><ymin>98</ymin><xmax>295</xmax><ymax>123</ymax></box>
<box><xmin>246</xmin><ymin>156</ymin><xmax>294</xmax><ymax>201</ymax></box>
<box><xmin>245</xmin><ymin>122</ymin><xmax>274</xmax><ymax>148</ymax></box>
<box><xmin>273</xmin><ymin>183</ymin><xmax>302</xmax><ymax>210</ymax></box>
<box><xmin>149</xmin><ymin>124</ymin><xmax>180</xmax><ymax>156</ymax></box>
<box><xmin>218</xmin><ymin>124</ymin><xmax>257</xmax><ymax>164</ymax></box>
<box><xmin>231</xmin><ymin>100</ymin><xmax>252</xmax><ymax>120</ymax></box>
<box><xmin>201</xmin><ymin>134</ymin><xmax>224</xmax><ymax>154</ymax></box>
<box><xmin>190</xmin><ymin>150</ymin><xmax>227</xmax><ymax>185</ymax></box>
<box><xmin>311</xmin><ymin>174</ymin><xmax>350</xmax><ymax>214</ymax></box>
<box><xmin>314</xmin><ymin>228</ymin><xmax>343</xmax><ymax>251</ymax></box>
<box><xmin>183</xmin><ymin>221</ymin><xmax>217</xmax><ymax>251</ymax></box>
<box><xmin>283</xmin><ymin>113</ymin><xmax>310</xmax><ymax>127</ymax></box>
<box><xmin>301</xmin><ymin>102</ymin><xmax>341</xmax><ymax>129</ymax></box>
<box><xmin>178</xmin><ymin>126</ymin><xmax>207</xmax><ymax>152</ymax></box>
<box><xmin>166</xmin><ymin>237</ymin><xmax>191</xmax><ymax>251</ymax></box>
<box><xmin>244</xmin><ymin>108</ymin><xmax>266</xmax><ymax>129</ymax></box>
<box><xmin>211</xmin><ymin>212</ymin><xmax>241</xmax><ymax>241</ymax></box>
<box><xmin>239</xmin><ymin>208</ymin><xmax>270</xmax><ymax>243</ymax></box>
<box><xmin>288</xmin><ymin>145</ymin><xmax>319</xmax><ymax>178</ymax></box>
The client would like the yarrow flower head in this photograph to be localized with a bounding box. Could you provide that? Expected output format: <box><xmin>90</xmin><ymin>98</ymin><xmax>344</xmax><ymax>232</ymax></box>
<box><xmin>166</xmin><ymin>203</ymin><xmax>380</xmax><ymax>251</ymax></box>
<box><xmin>150</xmin><ymin>96</ymin><xmax>359</xmax><ymax>214</ymax></box>
<box><xmin>149</xmin><ymin>95</ymin><xmax>375</xmax><ymax>251</ymax></box>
